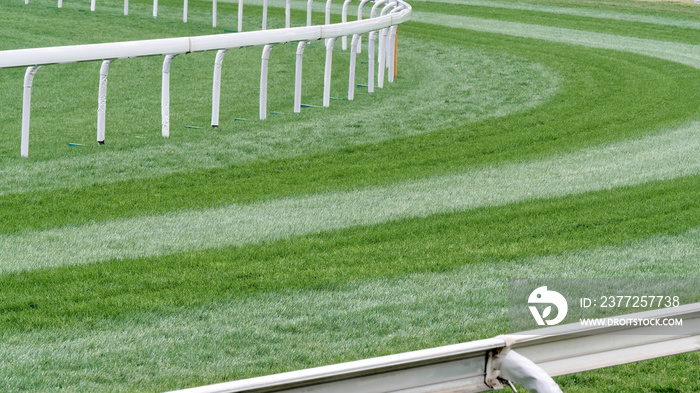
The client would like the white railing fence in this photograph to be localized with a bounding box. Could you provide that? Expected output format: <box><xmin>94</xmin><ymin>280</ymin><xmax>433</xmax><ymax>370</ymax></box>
<box><xmin>164</xmin><ymin>303</ymin><xmax>700</xmax><ymax>393</ymax></box>
<box><xmin>4</xmin><ymin>0</ymin><xmax>412</xmax><ymax>157</ymax></box>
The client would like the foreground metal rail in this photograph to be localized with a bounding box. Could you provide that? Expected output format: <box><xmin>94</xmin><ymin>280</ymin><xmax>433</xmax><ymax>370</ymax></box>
<box><xmin>166</xmin><ymin>303</ymin><xmax>700</xmax><ymax>393</ymax></box>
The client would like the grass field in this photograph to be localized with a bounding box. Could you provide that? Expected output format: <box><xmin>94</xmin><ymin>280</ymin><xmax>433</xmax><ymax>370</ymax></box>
<box><xmin>1</xmin><ymin>0</ymin><xmax>699</xmax><ymax>391</ymax></box>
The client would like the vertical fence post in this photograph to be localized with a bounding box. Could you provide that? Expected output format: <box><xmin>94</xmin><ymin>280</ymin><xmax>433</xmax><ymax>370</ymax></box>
<box><xmin>58</xmin><ymin>0</ymin><xmax>62</xmax><ymax>8</ymax></box>
<box><xmin>183</xmin><ymin>0</ymin><xmax>188</xmax><ymax>22</ymax></box>
<box><xmin>97</xmin><ymin>59</ymin><xmax>114</xmax><ymax>145</ymax></box>
<box><xmin>377</xmin><ymin>1</ymin><xmax>396</xmax><ymax>88</ymax></box>
<box><xmin>341</xmin><ymin>0</ymin><xmax>352</xmax><ymax>50</ymax></box>
<box><xmin>367</xmin><ymin>30</ymin><xmax>376</xmax><ymax>93</ymax></box>
<box><xmin>262</xmin><ymin>0</ymin><xmax>268</xmax><ymax>30</ymax></box>
<box><xmin>357</xmin><ymin>0</ymin><xmax>373</xmax><ymax>54</ymax></box>
<box><xmin>285</xmin><ymin>0</ymin><xmax>291</xmax><ymax>28</ymax></box>
<box><xmin>378</xmin><ymin>27</ymin><xmax>387</xmax><ymax>88</ymax></box>
<box><xmin>238</xmin><ymin>0</ymin><xmax>243</xmax><ymax>31</ymax></box>
<box><xmin>153</xmin><ymin>0</ymin><xmax>158</xmax><ymax>17</ymax></box>
<box><xmin>21</xmin><ymin>66</ymin><xmax>41</xmax><ymax>158</ymax></box>
<box><xmin>294</xmin><ymin>41</ymin><xmax>308</xmax><ymax>114</ymax></box>
<box><xmin>213</xmin><ymin>0</ymin><xmax>217</xmax><ymax>27</ymax></box>
<box><xmin>388</xmin><ymin>25</ymin><xmax>398</xmax><ymax>82</ymax></box>
<box><xmin>162</xmin><ymin>54</ymin><xmax>177</xmax><ymax>138</ymax></box>
<box><xmin>211</xmin><ymin>49</ymin><xmax>227</xmax><ymax>127</ymax></box>
<box><xmin>124</xmin><ymin>0</ymin><xmax>128</xmax><ymax>15</ymax></box>
<box><xmin>259</xmin><ymin>44</ymin><xmax>274</xmax><ymax>120</ymax></box>
<box><xmin>323</xmin><ymin>37</ymin><xmax>337</xmax><ymax>107</ymax></box>
<box><xmin>91</xmin><ymin>0</ymin><xmax>95</xmax><ymax>11</ymax></box>
<box><xmin>306</xmin><ymin>0</ymin><xmax>313</xmax><ymax>26</ymax></box>
<box><xmin>325</xmin><ymin>0</ymin><xmax>332</xmax><ymax>25</ymax></box>
<box><xmin>348</xmin><ymin>34</ymin><xmax>360</xmax><ymax>100</ymax></box>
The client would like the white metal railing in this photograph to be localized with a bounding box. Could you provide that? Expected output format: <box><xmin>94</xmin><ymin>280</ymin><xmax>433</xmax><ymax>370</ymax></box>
<box><xmin>164</xmin><ymin>304</ymin><xmax>700</xmax><ymax>393</ymax></box>
<box><xmin>4</xmin><ymin>0</ymin><xmax>412</xmax><ymax>156</ymax></box>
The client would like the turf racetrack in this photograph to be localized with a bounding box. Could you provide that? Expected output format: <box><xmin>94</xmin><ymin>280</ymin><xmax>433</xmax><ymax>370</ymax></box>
<box><xmin>0</xmin><ymin>0</ymin><xmax>698</xmax><ymax>391</ymax></box>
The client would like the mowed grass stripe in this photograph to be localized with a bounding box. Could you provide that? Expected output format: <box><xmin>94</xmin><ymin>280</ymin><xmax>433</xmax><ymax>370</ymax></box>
<box><xmin>415</xmin><ymin>12</ymin><xmax>700</xmax><ymax>69</ymax></box>
<box><xmin>408</xmin><ymin>1</ymin><xmax>700</xmax><ymax>45</ymax></box>
<box><xmin>2</xmin><ymin>228</ymin><xmax>699</xmax><ymax>392</ymax></box>
<box><xmin>410</xmin><ymin>0</ymin><xmax>700</xmax><ymax>31</ymax></box>
<box><xmin>3</xmin><ymin>173</ymin><xmax>699</xmax><ymax>330</ymax></box>
<box><xmin>2</xmin><ymin>121</ymin><xmax>699</xmax><ymax>274</ymax></box>
<box><xmin>4</xmin><ymin>31</ymin><xmax>700</xmax><ymax>234</ymax></box>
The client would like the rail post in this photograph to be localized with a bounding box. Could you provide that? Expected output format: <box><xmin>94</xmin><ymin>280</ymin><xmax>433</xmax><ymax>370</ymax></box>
<box><xmin>306</xmin><ymin>0</ymin><xmax>313</xmax><ymax>26</ymax></box>
<box><xmin>262</xmin><ymin>0</ymin><xmax>268</xmax><ymax>30</ymax></box>
<box><xmin>97</xmin><ymin>59</ymin><xmax>114</xmax><ymax>144</ymax></box>
<box><xmin>211</xmin><ymin>49</ymin><xmax>227</xmax><ymax>127</ymax></box>
<box><xmin>348</xmin><ymin>34</ymin><xmax>360</xmax><ymax>100</ymax></box>
<box><xmin>20</xmin><ymin>66</ymin><xmax>41</xmax><ymax>158</ymax></box>
<box><xmin>285</xmin><ymin>0</ymin><xmax>291</xmax><ymax>28</ymax></box>
<box><xmin>238</xmin><ymin>0</ymin><xmax>243</xmax><ymax>31</ymax></box>
<box><xmin>294</xmin><ymin>41</ymin><xmax>308</xmax><ymax>114</ymax></box>
<box><xmin>161</xmin><ymin>54</ymin><xmax>177</xmax><ymax>138</ymax></box>
<box><xmin>259</xmin><ymin>44</ymin><xmax>274</xmax><ymax>120</ymax></box>
<box><xmin>323</xmin><ymin>37</ymin><xmax>337</xmax><ymax>107</ymax></box>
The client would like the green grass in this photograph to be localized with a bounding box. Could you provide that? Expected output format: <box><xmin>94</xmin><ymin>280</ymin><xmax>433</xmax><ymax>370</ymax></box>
<box><xmin>411</xmin><ymin>1</ymin><xmax>700</xmax><ymax>44</ymax></box>
<box><xmin>1</xmin><ymin>0</ymin><xmax>699</xmax><ymax>391</ymax></box>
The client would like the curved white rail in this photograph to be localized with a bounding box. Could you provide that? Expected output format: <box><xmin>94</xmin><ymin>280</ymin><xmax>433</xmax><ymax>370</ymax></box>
<box><xmin>4</xmin><ymin>0</ymin><xmax>412</xmax><ymax>157</ymax></box>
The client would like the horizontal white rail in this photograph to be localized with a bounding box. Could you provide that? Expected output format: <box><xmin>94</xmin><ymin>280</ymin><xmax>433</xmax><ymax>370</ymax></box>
<box><xmin>0</xmin><ymin>14</ymin><xmax>409</xmax><ymax>69</ymax></box>
<box><xmin>165</xmin><ymin>303</ymin><xmax>700</xmax><ymax>393</ymax></box>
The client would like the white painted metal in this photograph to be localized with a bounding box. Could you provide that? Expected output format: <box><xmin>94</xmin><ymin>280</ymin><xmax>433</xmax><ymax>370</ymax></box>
<box><xmin>341</xmin><ymin>0</ymin><xmax>352</xmax><ymax>50</ymax></box>
<box><xmin>285</xmin><ymin>0</ymin><xmax>291</xmax><ymax>28</ymax></box>
<box><xmin>356</xmin><ymin>0</ymin><xmax>374</xmax><ymax>53</ymax></box>
<box><xmin>259</xmin><ymin>44</ymin><xmax>274</xmax><ymax>120</ymax></box>
<box><xmin>97</xmin><ymin>59</ymin><xmax>113</xmax><ymax>144</ymax></box>
<box><xmin>262</xmin><ymin>0</ymin><xmax>268</xmax><ymax>30</ymax></box>
<box><xmin>211</xmin><ymin>49</ymin><xmax>227</xmax><ymax>127</ymax></box>
<box><xmin>387</xmin><ymin>25</ymin><xmax>398</xmax><ymax>83</ymax></box>
<box><xmin>183</xmin><ymin>0</ymin><xmax>188</xmax><ymax>22</ymax></box>
<box><xmin>25</xmin><ymin>0</ymin><xmax>29</xmax><ymax>5</ymax></box>
<box><xmin>124</xmin><ymin>0</ymin><xmax>128</xmax><ymax>15</ymax></box>
<box><xmin>377</xmin><ymin>2</ymin><xmax>398</xmax><ymax>89</ymax></box>
<box><xmin>166</xmin><ymin>338</ymin><xmax>507</xmax><ymax>393</ymax></box>
<box><xmin>21</xmin><ymin>66</ymin><xmax>41</xmax><ymax>158</ymax></box>
<box><xmin>238</xmin><ymin>0</ymin><xmax>243</xmax><ymax>32</ymax></box>
<box><xmin>161</xmin><ymin>54</ymin><xmax>177</xmax><ymax>138</ymax></box>
<box><xmin>91</xmin><ymin>0</ymin><xmax>95</xmax><ymax>11</ymax></box>
<box><xmin>501</xmin><ymin>350</ymin><xmax>563</xmax><ymax>392</ymax></box>
<box><xmin>306</xmin><ymin>0</ymin><xmax>313</xmax><ymax>26</ymax></box>
<box><xmin>506</xmin><ymin>303</ymin><xmax>700</xmax><ymax>378</ymax></box>
<box><xmin>367</xmin><ymin>30</ymin><xmax>376</xmax><ymax>93</ymax></box>
<box><xmin>325</xmin><ymin>0</ymin><xmax>332</xmax><ymax>25</ymax></box>
<box><xmin>166</xmin><ymin>304</ymin><xmax>699</xmax><ymax>393</ymax></box>
<box><xmin>153</xmin><ymin>0</ymin><xmax>158</xmax><ymax>18</ymax></box>
<box><xmin>323</xmin><ymin>37</ymin><xmax>336</xmax><ymax>107</ymax></box>
<box><xmin>377</xmin><ymin>28</ymin><xmax>386</xmax><ymax>88</ymax></box>
<box><xmin>58</xmin><ymin>0</ymin><xmax>62</xmax><ymax>8</ymax></box>
<box><xmin>293</xmin><ymin>41</ymin><xmax>308</xmax><ymax>114</ymax></box>
<box><xmin>213</xmin><ymin>0</ymin><xmax>217</xmax><ymax>27</ymax></box>
<box><xmin>347</xmin><ymin>34</ymin><xmax>360</xmax><ymax>100</ymax></box>
<box><xmin>367</xmin><ymin>0</ymin><xmax>388</xmax><ymax>93</ymax></box>
<box><xmin>0</xmin><ymin>13</ymin><xmax>412</xmax><ymax>68</ymax></box>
